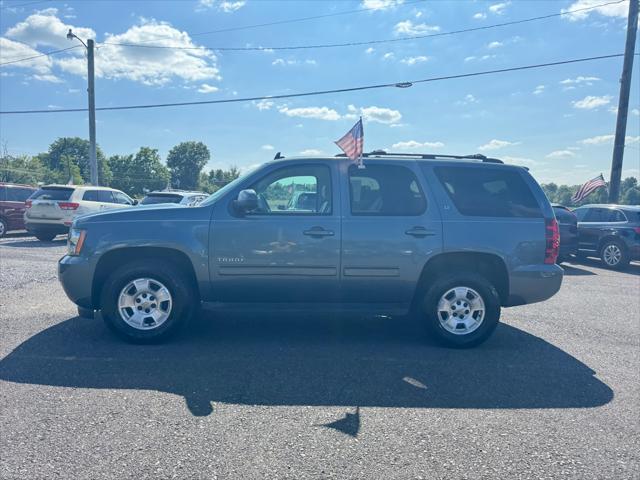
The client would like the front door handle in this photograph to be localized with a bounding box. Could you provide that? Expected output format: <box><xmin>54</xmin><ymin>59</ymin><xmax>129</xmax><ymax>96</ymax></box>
<box><xmin>303</xmin><ymin>227</ymin><xmax>335</xmax><ymax>237</ymax></box>
<box><xmin>405</xmin><ymin>226</ymin><xmax>436</xmax><ymax>238</ymax></box>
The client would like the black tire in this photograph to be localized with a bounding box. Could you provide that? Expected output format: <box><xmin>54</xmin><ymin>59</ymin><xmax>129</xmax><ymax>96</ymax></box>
<box><xmin>35</xmin><ymin>232</ymin><xmax>56</xmax><ymax>241</ymax></box>
<box><xmin>0</xmin><ymin>218</ymin><xmax>7</xmax><ymax>238</ymax></box>
<box><xmin>420</xmin><ymin>272</ymin><xmax>501</xmax><ymax>348</ymax></box>
<box><xmin>600</xmin><ymin>239</ymin><xmax>630</xmax><ymax>270</ymax></box>
<box><xmin>77</xmin><ymin>306</ymin><xmax>95</xmax><ymax>319</ymax></box>
<box><xmin>100</xmin><ymin>259</ymin><xmax>196</xmax><ymax>343</ymax></box>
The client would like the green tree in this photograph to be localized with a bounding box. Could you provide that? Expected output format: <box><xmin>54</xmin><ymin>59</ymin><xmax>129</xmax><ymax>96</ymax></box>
<box><xmin>622</xmin><ymin>187</ymin><xmax>640</xmax><ymax>204</ymax></box>
<box><xmin>108</xmin><ymin>147</ymin><xmax>170</xmax><ymax>196</ymax></box>
<box><xmin>167</xmin><ymin>141</ymin><xmax>210</xmax><ymax>190</ymax></box>
<box><xmin>0</xmin><ymin>153</ymin><xmax>80</xmax><ymax>185</ymax></box>
<box><xmin>37</xmin><ymin>137</ymin><xmax>111</xmax><ymax>185</ymax></box>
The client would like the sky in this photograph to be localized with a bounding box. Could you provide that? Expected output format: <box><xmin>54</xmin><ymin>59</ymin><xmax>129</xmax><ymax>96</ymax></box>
<box><xmin>0</xmin><ymin>0</ymin><xmax>639</xmax><ymax>185</ymax></box>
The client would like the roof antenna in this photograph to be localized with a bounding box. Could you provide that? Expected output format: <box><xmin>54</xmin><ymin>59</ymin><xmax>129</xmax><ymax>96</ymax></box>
<box><xmin>273</xmin><ymin>152</ymin><xmax>284</xmax><ymax>160</ymax></box>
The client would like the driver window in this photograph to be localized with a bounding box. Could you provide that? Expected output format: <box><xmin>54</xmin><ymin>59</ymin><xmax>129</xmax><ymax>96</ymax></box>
<box><xmin>250</xmin><ymin>165</ymin><xmax>332</xmax><ymax>215</ymax></box>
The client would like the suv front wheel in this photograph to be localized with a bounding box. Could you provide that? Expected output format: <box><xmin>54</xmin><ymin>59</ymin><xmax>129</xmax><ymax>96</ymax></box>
<box><xmin>421</xmin><ymin>272</ymin><xmax>501</xmax><ymax>348</ymax></box>
<box><xmin>100</xmin><ymin>260</ymin><xmax>196</xmax><ymax>343</ymax></box>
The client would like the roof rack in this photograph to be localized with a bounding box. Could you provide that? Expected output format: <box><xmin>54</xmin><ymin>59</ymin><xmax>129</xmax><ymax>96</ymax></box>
<box><xmin>335</xmin><ymin>150</ymin><xmax>504</xmax><ymax>164</ymax></box>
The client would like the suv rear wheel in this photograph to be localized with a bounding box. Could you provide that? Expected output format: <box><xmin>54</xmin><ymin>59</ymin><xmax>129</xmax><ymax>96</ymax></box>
<box><xmin>0</xmin><ymin>218</ymin><xmax>7</xmax><ymax>238</ymax></box>
<box><xmin>420</xmin><ymin>272</ymin><xmax>501</xmax><ymax>348</ymax></box>
<box><xmin>600</xmin><ymin>239</ymin><xmax>630</xmax><ymax>270</ymax></box>
<box><xmin>100</xmin><ymin>260</ymin><xmax>196</xmax><ymax>343</ymax></box>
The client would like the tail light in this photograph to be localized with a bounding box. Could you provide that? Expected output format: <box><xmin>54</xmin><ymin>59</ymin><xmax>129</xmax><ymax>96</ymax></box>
<box><xmin>634</xmin><ymin>227</ymin><xmax>640</xmax><ymax>235</ymax></box>
<box><xmin>58</xmin><ymin>202</ymin><xmax>79</xmax><ymax>210</ymax></box>
<box><xmin>545</xmin><ymin>218</ymin><xmax>560</xmax><ymax>264</ymax></box>
<box><xmin>25</xmin><ymin>200</ymin><xmax>32</xmax><ymax>208</ymax></box>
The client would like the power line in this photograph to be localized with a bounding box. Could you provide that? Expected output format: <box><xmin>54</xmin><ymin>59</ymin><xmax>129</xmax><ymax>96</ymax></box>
<box><xmin>0</xmin><ymin>45</ymin><xmax>82</xmax><ymax>66</ymax></box>
<box><xmin>101</xmin><ymin>0</ymin><xmax>625</xmax><ymax>52</ymax></box>
<box><xmin>0</xmin><ymin>0</ymin><xmax>52</xmax><ymax>10</ymax></box>
<box><xmin>0</xmin><ymin>53</ymin><xmax>625</xmax><ymax>115</ymax></box>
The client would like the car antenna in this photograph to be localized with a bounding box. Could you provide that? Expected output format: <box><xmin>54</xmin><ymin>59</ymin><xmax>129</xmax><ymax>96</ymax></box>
<box><xmin>273</xmin><ymin>152</ymin><xmax>284</xmax><ymax>160</ymax></box>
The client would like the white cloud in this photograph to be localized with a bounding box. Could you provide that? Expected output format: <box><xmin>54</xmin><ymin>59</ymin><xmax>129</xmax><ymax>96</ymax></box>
<box><xmin>59</xmin><ymin>19</ymin><xmax>221</xmax><ymax>86</ymax></box>
<box><xmin>361</xmin><ymin>106</ymin><xmax>402</xmax><ymax>124</ymax></box>
<box><xmin>546</xmin><ymin>150</ymin><xmax>576</xmax><ymax>159</ymax></box>
<box><xmin>502</xmin><ymin>156</ymin><xmax>540</xmax><ymax>168</ymax></box>
<box><xmin>299</xmin><ymin>149</ymin><xmax>323</xmax><ymax>155</ymax></box>
<box><xmin>633</xmin><ymin>109</ymin><xmax>640</xmax><ymax>116</ymax></box>
<box><xmin>464</xmin><ymin>54</ymin><xmax>496</xmax><ymax>62</ymax></box>
<box><xmin>489</xmin><ymin>2</ymin><xmax>510</xmax><ymax>14</ymax></box>
<box><xmin>365</xmin><ymin>47</ymin><xmax>375</xmax><ymax>54</ymax></box>
<box><xmin>560</xmin><ymin>76</ymin><xmax>601</xmax><ymax>86</ymax></box>
<box><xmin>278</xmin><ymin>106</ymin><xmax>342</xmax><ymax>121</ymax></box>
<box><xmin>261</xmin><ymin>144</ymin><xmax>275</xmax><ymax>151</ymax></box>
<box><xmin>572</xmin><ymin>95</ymin><xmax>613</xmax><ymax>110</ymax></box>
<box><xmin>478</xmin><ymin>139</ymin><xmax>520</xmax><ymax>151</ymax></box>
<box><xmin>198</xmin><ymin>0</ymin><xmax>246</xmax><ymax>12</ymax></box>
<box><xmin>580</xmin><ymin>134</ymin><xmax>640</xmax><ymax>145</ymax></box>
<box><xmin>272</xmin><ymin>58</ymin><xmax>316</xmax><ymax>66</ymax></box>
<box><xmin>400</xmin><ymin>55</ymin><xmax>429</xmax><ymax>65</ymax></box>
<box><xmin>533</xmin><ymin>85</ymin><xmax>545</xmax><ymax>95</ymax></box>
<box><xmin>0</xmin><ymin>37</ymin><xmax>53</xmax><ymax>74</ymax></box>
<box><xmin>383</xmin><ymin>52</ymin><xmax>395</xmax><ymax>60</ymax></box>
<box><xmin>487</xmin><ymin>41</ymin><xmax>503</xmax><ymax>49</ymax></box>
<box><xmin>362</xmin><ymin>0</ymin><xmax>404</xmax><ymax>10</ymax></box>
<box><xmin>255</xmin><ymin>99</ymin><xmax>274</xmax><ymax>111</ymax></box>
<box><xmin>197</xmin><ymin>83</ymin><xmax>219</xmax><ymax>93</ymax></box>
<box><xmin>391</xmin><ymin>140</ymin><xmax>445</xmax><ymax>150</ymax></box>
<box><xmin>473</xmin><ymin>12</ymin><xmax>487</xmax><ymax>19</ymax></box>
<box><xmin>5</xmin><ymin>8</ymin><xmax>95</xmax><ymax>49</ymax></box>
<box><xmin>394</xmin><ymin>20</ymin><xmax>440</xmax><ymax>35</ymax></box>
<box><xmin>32</xmin><ymin>73</ymin><xmax>63</xmax><ymax>83</ymax></box>
<box><xmin>562</xmin><ymin>0</ymin><xmax>629</xmax><ymax>21</ymax></box>
<box><xmin>456</xmin><ymin>94</ymin><xmax>478</xmax><ymax>105</ymax></box>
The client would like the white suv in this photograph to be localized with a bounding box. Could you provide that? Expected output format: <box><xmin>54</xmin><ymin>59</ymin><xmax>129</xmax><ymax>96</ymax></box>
<box><xmin>25</xmin><ymin>185</ymin><xmax>135</xmax><ymax>241</ymax></box>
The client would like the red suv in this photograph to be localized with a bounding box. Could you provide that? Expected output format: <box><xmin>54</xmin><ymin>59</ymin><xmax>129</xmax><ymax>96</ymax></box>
<box><xmin>0</xmin><ymin>183</ymin><xmax>37</xmax><ymax>238</ymax></box>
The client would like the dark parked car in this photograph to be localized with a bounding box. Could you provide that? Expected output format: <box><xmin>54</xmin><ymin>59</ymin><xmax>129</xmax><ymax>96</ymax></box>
<box><xmin>0</xmin><ymin>182</ymin><xmax>37</xmax><ymax>238</ymax></box>
<box><xmin>552</xmin><ymin>204</ymin><xmax>578</xmax><ymax>262</ymax></box>
<box><xmin>140</xmin><ymin>190</ymin><xmax>208</xmax><ymax>206</ymax></box>
<box><xmin>573</xmin><ymin>204</ymin><xmax>640</xmax><ymax>269</ymax></box>
<box><xmin>59</xmin><ymin>152</ymin><xmax>563</xmax><ymax>348</ymax></box>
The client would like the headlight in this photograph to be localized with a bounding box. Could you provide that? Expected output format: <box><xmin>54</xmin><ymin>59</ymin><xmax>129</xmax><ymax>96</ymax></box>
<box><xmin>68</xmin><ymin>228</ymin><xmax>87</xmax><ymax>256</ymax></box>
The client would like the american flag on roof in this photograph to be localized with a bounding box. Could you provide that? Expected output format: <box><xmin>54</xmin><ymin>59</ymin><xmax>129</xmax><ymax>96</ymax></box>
<box><xmin>335</xmin><ymin>117</ymin><xmax>364</xmax><ymax>166</ymax></box>
<box><xmin>571</xmin><ymin>174</ymin><xmax>607</xmax><ymax>203</ymax></box>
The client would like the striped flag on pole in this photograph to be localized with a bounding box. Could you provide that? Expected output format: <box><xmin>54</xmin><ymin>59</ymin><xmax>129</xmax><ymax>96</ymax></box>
<box><xmin>335</xmin><ymin>117</ymin><xmax>364</xmax><ymax>167</ymax></box>
<box><xmin>571</xmin><ymin>174</ymin><xmax>607</xmax><ymax>203</ymax></box>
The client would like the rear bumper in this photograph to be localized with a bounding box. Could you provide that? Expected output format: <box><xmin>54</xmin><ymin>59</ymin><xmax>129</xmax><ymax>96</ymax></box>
<box><xmin>505</xmin><ymin>264</ymin><xmax>563</xmax><ymax>307</ymax></box>
<box><xmin>58</xmin><ymin>255</ymin><xmax>96</xmax><ymax>309</ymax></box>
<box><xmin>25</xmin><ymin>222</ymin><xmax>69</xmax><ymax>236</ymax></box>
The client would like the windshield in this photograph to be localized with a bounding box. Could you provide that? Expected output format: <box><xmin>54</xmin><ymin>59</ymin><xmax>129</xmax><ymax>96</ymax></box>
<box><xmin>141</xmin><ymin>194</ymin><xmax>183</xmax><ymax>205</ymax></box>
<box><xmin>200</xmin><ymin>164</ymin><xmax>263</xmax><ymax>207</ymax></box>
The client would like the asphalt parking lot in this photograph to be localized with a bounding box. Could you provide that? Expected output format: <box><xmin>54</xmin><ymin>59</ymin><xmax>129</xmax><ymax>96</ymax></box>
<box><xmin>0</xmin><ymin>233</ymin><xmax>638</xmax><ymax>479</ymax></box>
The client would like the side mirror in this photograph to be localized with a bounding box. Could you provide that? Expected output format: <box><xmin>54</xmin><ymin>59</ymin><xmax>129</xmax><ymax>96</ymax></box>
<box><xmin>234</xmin><ymin>189</ymin><xmax>258</xmax><ymax>214</ymax></box>
<box><xmin>132</xmin><ymin>199</ymin><xmax>139</xmax><ymax>205</ymax></box>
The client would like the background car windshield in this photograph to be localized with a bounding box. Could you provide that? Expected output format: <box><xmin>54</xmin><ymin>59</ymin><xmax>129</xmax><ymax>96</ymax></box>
<box><xmin>141</xmin><ymin>194</ymin><xmax>183</xmax><ymax>205</ymax></box>
<box><xmin>30</xmin><ymin>187</ymin><xmax>73</xmax><ymax>201</ymax></box>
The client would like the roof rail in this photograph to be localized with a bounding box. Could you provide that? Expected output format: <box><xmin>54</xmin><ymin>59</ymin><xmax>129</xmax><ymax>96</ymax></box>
<box><xmin>334</xmin><ymin>150</ymin><xmax>504</xmax><ymax>164</ymax></box>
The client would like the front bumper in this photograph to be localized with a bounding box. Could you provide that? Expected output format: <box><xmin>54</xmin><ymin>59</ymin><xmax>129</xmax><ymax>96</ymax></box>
<box><xmin>505</xmin><ymin>264</ymin><xmax>563</xmax><ymax>307</ymax></box>
<box><xmin>58</xmin><ymin>255</ymin><xmax>96</xmax><ymax>309</ymax></box>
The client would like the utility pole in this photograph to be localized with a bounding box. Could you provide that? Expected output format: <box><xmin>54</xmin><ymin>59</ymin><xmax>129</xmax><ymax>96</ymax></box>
<box><xmin>87</xmin><ymin>39</ymin><xmax>97</xmax><ymax>186</ymax></box>
<box><xmin>608</xmin><ymin>0</ymin><xmax>638</xmax><ymax>203</ymax></box>
<box><xmin>67</xmin><ymin>29</ymin><xmax>98</xmax><ymax>186</ymax></box>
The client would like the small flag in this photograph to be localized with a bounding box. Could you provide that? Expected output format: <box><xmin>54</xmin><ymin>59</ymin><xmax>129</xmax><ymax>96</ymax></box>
<box><xmin>335</xmin><ymin>117</ymin><xmax>364</xmax><ymax>166</ymax></box>
<box><xmin>571</xmin><ymin>174</ymin><xmax>607</xmax><ymax>203</ymax></box>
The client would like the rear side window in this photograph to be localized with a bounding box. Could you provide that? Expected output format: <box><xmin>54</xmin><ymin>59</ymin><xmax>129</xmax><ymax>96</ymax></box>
<box><xmin>583</xmin><ymin>208</ymin><xmax>607</xmax><ymax>222</ymax></box>
<box><xmin>141</xmin><ymin>194</ymin><xmax>183</xmax><ymax>205</ymax></box>
<box><xmin>83</xmin><ymin>190</ymin><xmax>100</xmax><ymax>202</ymax></box>
<box><xmin>348</xmin><ymin>164</ymin><xmax>426</xmax><ymax>216</ymax></box>
<box><xmin>607</xmin><ymin>210</ymin><xmax>627</xmax><ymax>222</ymax></box>
<box><xmin>434</xmin><ymin>167</ymin><xmax>542</xmax><ymax>218</ymax></box>
<box><xmin>554</xmin><ymin>207</ymin><xmax>575</xmax><ymax>223</ymax></box>
<box><xmin>30</xmin><ymin>187</ymin><xmax>73</xmax><ymax>201</ymax></box>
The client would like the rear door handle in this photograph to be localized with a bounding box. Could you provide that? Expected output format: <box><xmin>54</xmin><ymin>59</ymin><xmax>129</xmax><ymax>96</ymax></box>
<box><xmin>303</xmin><ymin>227</ymin><xmax>335</xmax><ymax>237</ymax></box>
<box><xmin>405</xmin><ymin>227</ymin><xmax>436</xmax><ymax>238</ymax></box>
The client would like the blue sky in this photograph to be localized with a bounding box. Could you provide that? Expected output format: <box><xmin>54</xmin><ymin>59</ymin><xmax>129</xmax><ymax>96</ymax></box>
<box><xmin>0</xmin><ymin>0</ymin><xmax>638</xmax><ymax>185</ymax></box>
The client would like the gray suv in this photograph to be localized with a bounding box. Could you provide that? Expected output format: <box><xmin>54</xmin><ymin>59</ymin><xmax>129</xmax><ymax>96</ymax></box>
<box><xmin>58</xmin><ymin>153</ymin><xmax>563</xmax><ymax>348</ymax></box>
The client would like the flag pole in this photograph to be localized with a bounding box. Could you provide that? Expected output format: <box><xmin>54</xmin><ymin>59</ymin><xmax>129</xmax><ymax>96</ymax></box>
<box><xmin>357</xmin><ymin>116</ymin><xmax>365</xmax><ymax>169</ymax></box>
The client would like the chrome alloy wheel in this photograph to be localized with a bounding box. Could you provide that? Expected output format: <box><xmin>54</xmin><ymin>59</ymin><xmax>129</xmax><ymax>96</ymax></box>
<box><xmin>437</xmin><ymin>286</ymin><xmax>485</xmax><ymax>335</ymax></box>
<box><xmin>602</xmin><ymin>243</ymin><xmax>622</xmax><ymax>266</ymax></box>
<box><xmin>118</xmin><ymin>278</ymin><xmax>172</xmax><ymax>330</ymax></box>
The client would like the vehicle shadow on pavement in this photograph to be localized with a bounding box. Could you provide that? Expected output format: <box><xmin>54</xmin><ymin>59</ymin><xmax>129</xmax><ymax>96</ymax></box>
<box><xmin>560</xmin><ymin>264</ymin><xmax>597</xmax><ymax>276</ymax></box>
<box><xmin>568</xmin><ymin>258</ymin><xmax>640</xmax><ymax>276</ymax></box>
<box><xmin>0</xmin><ymin>238</ymin><xmax>66</xmax><ymax>248</ymax></box>
<box><xmin>0</xmin><ymin>314</ymin><xmax>613</xmax><ymax>421</ymax></box>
